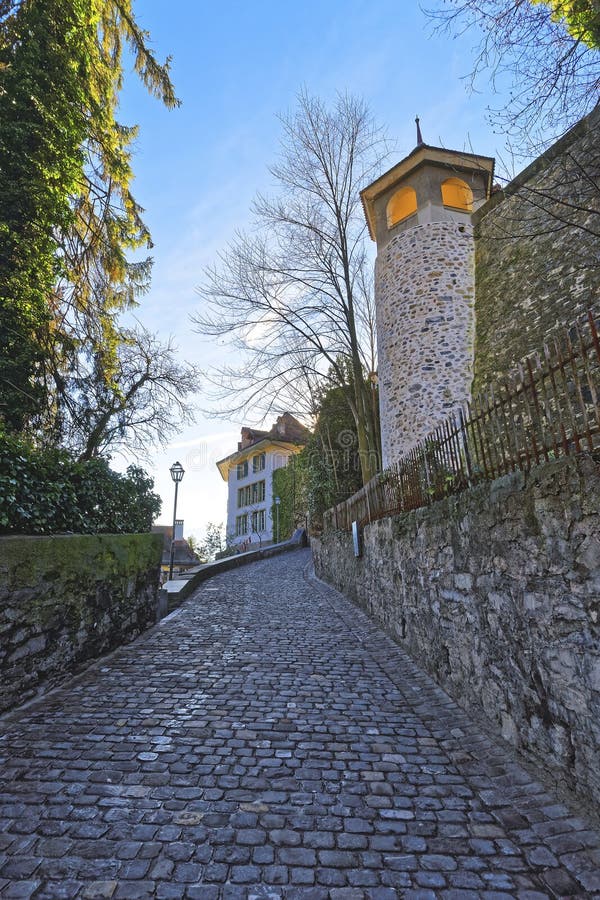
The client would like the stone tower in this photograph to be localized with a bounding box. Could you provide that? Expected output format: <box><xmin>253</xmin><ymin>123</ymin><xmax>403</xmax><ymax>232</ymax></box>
<box><xmin>361</xmin><ymin>123</ymin><xmax>494</xmax><ymax>468</ymax></box>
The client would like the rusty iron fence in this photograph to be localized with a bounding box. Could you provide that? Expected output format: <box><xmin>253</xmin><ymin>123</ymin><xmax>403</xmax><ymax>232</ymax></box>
<box><xmin>323</xmin><ymin>309</ymin><xmax>600</xmax><ymax>533</ymax></box>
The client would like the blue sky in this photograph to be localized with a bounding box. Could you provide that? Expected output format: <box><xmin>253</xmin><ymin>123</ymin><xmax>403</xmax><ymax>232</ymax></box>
<box><xmin>116</xmin><ymin>0</ymin><xmax>512</xmax><ymax>540</ymax></box>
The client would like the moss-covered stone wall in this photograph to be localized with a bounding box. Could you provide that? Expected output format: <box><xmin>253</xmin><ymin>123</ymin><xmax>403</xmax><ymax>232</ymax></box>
<box><xmin>0</xmin><ymin>533</ymin><xmax>162</xmax><ymax>713</ymax></box>
<box><xmin>473</xmin><ymin>106</ymin><xmax>600</xmax><ymax>395</ymax></box>
<box><xmin>313</xmin><ymin>454</ymin><xmax>600</xmax><ymax>811</ymax></box>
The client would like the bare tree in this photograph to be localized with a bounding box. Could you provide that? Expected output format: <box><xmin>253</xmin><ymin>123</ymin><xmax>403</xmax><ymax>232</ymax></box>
<box><xmin>425</xmin><ymin>0</ymin><xmax>600</xmax><ymax>153</ymax></box>
<box><xmin>193</xmin><ymin>92</ymin><xmax>387</xmax><ymax>483</ymax></box>
<box><xmin>56</xmin><ymin>326</ymin><xmax>201</xmax><ymax>461</ymax></box>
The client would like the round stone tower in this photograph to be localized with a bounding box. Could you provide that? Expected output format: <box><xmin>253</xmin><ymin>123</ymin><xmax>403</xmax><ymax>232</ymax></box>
<box><xmin>361</xmin><ymin>124</ymin><xmax>494</xmax><ymax>468</ymax></box>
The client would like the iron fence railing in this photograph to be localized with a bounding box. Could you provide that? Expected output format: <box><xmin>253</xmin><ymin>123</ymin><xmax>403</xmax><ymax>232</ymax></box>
<box><xmin>323</xmin><ymin>309</ymin><xmax>600</xmax><ymax>533</ymax></box>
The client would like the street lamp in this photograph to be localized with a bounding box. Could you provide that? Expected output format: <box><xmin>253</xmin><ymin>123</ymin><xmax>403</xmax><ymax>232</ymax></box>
<box><xmin>274</xmin><ymin>496</ymin><xmax>281</xmax><ymax>544</ymax></box>
<box><xmin>369</xmin><ymin>371</ymin><xmax>379</xmax><ymax>470</ymax></box>
<box><xmin>169</xmin><ymin>461</ymin><xmax>185</xmax><ymax>581</ymax></box>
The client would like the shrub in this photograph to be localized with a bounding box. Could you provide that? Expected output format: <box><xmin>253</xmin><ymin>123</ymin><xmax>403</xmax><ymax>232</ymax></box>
<box><xmin>0</xmin><ymin>431</ymin><xmax>161</xmax><ymax>535</ymax></box>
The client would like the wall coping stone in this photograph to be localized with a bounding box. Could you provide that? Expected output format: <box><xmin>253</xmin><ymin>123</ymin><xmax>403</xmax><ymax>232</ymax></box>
<box><xmin>473</xmin><ymin>103</ymin><xmax>600</xmax><ymax>226</ymax></box>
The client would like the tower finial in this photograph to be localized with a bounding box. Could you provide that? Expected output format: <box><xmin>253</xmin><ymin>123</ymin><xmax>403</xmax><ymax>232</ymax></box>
<box><xmin>415</xmin><ymin>116</ymin><xmax>424</xmax><ymax>146</ymax></box>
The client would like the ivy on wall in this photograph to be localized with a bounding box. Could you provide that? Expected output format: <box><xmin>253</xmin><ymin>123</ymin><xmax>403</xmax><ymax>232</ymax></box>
<box><xmin>271</xmin><ymin>454</ymin><xmax>309</xmax><ymax>542</ymax></box>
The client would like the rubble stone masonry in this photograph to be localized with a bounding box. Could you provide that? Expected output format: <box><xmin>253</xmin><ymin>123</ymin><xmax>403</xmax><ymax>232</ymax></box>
<box><xmin>376</xmin><ymin>221</ymin><xmax>475</xmax><ymax>467</ymax></box>
<box><xmin>473</xmin><ymin>105</ymin><xmax>600</xmax><ymax>393</ymax></box>
<box><xmin>313</xmin><ymin>453</ymin><xmax>600</xmax><ymax>811</ymax></box>
<box><xmin>0</xmin><ymin>532</ymin><xmax>162</xmax><ymax>713</ymax></box>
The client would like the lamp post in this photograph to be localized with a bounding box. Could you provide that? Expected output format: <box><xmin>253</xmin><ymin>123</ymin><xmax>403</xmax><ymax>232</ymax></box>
<box><xmin>274</xmin><ymin>496</ymin><xmax>281</xmax><ymax>544</ymax></box>
<box><xmin>369</xmin><ymin>370</ymin><xmax>379</xmax><ymax>469</ymax></box>
<box><xmin>169</xmin><ymin>461</ymin><xmax>185</xmax><ymax>581</ymax></box>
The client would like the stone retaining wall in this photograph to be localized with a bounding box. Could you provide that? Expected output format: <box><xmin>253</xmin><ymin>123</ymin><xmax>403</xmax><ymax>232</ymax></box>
<box><xmin>0</xmin><ymin>533</ymin><xmax>162</xmax><ymax>713</ymax></box>
<box><xmin>313</xmin><ymin>454</ymin><xmax>600</xmax><ymax>809</ymax></box>
<box><xmin>473</xmin><ymin>105</ymin><xmax>600</xmax><ymax>394</ymax></box>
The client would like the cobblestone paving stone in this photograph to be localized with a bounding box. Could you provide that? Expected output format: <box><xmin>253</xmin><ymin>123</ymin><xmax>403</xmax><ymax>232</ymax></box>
<box><xmin>1</xmin><ymin>548</ymin><xmax>599</xmax><ymax>899</ymax></box>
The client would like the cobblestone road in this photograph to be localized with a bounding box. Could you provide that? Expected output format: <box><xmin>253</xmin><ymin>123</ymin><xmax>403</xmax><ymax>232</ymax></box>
<box><xmin>1</xmin><ymin>549</ymin><xmax>599</xmax><ymax>899</ymax></box>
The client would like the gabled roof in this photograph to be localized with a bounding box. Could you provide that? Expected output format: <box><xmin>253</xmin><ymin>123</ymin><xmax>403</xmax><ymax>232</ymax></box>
<box><xmin>151</xmin><ymin>527</ymin><xmax>200</xmax><ymax>566</ymax></box>
<box><xmin>216</xmin><ymin>438</ymin><xmax>304</xmax><ymax>481</ymax></box>
<box><xmin>216</xmin><ymin>413</ymin><xmax>310</xmax><ymax>481</ymax></box>
<box><xmin>238</xmin><ymin>427</ymin><xmax>269</xmax><ymax>446</ymax></box>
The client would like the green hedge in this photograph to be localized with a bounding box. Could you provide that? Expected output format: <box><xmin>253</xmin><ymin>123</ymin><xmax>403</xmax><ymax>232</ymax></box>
<box><xmin>271</xmin><ymin>453</ymin><xmax>309</xmax><ymax>542</ymax></box>
<box><xmin>0</xmin><ymin>432</ymin><xmax>161</xmax><ymax>534</ymax></box>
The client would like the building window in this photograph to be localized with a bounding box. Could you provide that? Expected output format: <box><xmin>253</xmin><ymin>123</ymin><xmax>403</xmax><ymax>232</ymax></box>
<box><xmin>251</xmin><ymin>480</ymin><xmax>266</xmax><ymax>503</ymax></box>
<box><xmin>386</xmin><ymin>186</ymin><xmax>417</xmax><ymax>228</ymax></box>
<box><xmin>236</xmin><ymin>460</ymin><xmax>248</xmax><ymax>479</ymax></box>
<box><xmin>235</xmin><ymin>514</ymin><xmax>248</xmax><ymax>536</ymax></box>
<box><xmin>251</xmin><ymin>509</ymin><xmax>266</xmax><ymax>533</ymax></box>
<box><xmin>441</xmin><ymin>177</ymin><xmax>473</xmax><ymax>211</ymax></box>
<box><xmin>238</xmin><ymin>481</ymin><xmax>265</xmax><ymax>507</ymax></box>
<box><xmin>252</xmin><ymin>452</ymin><xmax>266</xmax><ymax>473</ymax></box>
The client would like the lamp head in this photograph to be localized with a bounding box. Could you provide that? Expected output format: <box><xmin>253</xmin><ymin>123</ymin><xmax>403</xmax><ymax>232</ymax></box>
<box><xmin>170</xmin><ymin>461</ymin><xmax>185</xmax><ymax>483</ymax></box>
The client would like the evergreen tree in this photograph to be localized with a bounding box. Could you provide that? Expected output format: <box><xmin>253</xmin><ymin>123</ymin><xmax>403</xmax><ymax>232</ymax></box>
<box><xmin>302</xmin><ymin>373</ymin><xmax>378</xmax><ymax>529</ymax></box>
<box><xmin>0</xmin><ymin>0</ymin><xmax>184</xmax><ymax>447</ymax></box>
<box><xmin>0</xmin><ymin>0</ymin><xmax>92</xmax><ymax>429</ymax></box>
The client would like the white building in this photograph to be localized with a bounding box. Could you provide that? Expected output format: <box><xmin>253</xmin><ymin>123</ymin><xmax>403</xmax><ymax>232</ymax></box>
<box><xmin>216</xmin><ymin>413</ymin><xmax>309</xmax><ymax>549</ymax></box>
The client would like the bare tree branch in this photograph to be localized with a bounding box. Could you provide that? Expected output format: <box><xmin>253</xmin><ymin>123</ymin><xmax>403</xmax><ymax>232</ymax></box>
<box><xmin>425</xmin><ymin>0</ymin><xmax>600</xmax><ymax>153</ymax></box>
<box><xmin>193</xmin><ymin>91</ymin><xmax>389</xmax><ymax>482</ymax></box>
<box><xmin>54</xmin><ymin>326</ymin><xmax>201</xmax><ymax>461</ymax></box>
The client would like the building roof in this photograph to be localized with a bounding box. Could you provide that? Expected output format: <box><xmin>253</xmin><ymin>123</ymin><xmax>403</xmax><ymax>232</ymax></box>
<box><xmin>360</xmin><ymin>143</ymin><xmax>495</xmax><ymax>241</ymax></box>
<box><xmin>216</xmin><ymin>412</ymin><xmax>310</xmax><ymax>481</ymax></box>
<box><xmin>151</xmin><ymin>526</ymin><xmax>200</xmax><ymax>567</ymax></box>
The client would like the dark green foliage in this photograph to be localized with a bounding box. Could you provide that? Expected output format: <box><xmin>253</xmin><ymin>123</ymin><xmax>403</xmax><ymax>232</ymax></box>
<box><xmin>271</xmin><ymin>455</ymin><xmax>310</xmax><ymax>542</ymax></box>
<box><xmin>0</xmin><ymin>0</ymin><xmax>92</xmax><ymax>429</ymax></box>
<box><xmin>0</xmin><ymin>0</ymin><xmax>185</xmax><ymax>454</ymax></box>
<box><xmin>304</xmin><ymin>383</ymin><xmax>367</xmax><ymax>530</ymax></box>
<box><xmin>0</xmin><ymin>431</ymin><xmax>161</xmax><ymax>534</ymax></box>
<box><xmin>267</xmin><ymin>379</ymin><xmax>371</xmax><ymax>538</ymax></box>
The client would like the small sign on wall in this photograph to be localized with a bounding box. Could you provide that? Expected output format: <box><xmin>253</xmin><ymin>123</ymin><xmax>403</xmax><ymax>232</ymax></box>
<box><xmin>352</xmin><ymin>521</ymin><xmax>362</xmax><ymax>557</ymax></box>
